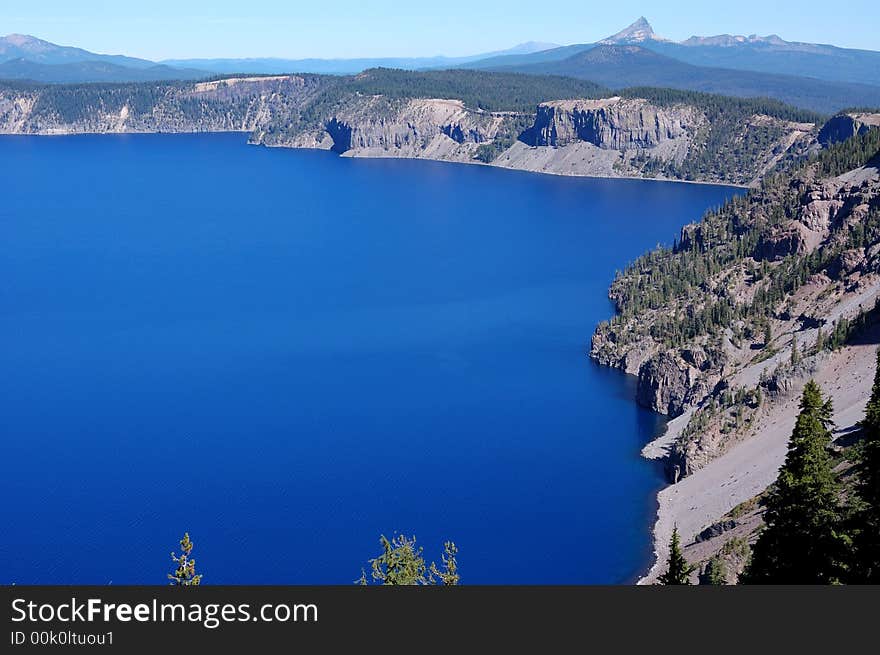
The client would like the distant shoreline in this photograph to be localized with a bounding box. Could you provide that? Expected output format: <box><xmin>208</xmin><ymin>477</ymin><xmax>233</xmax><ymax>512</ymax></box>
<box><xmin>257</xmin><ymin>139</ymin><xmax>752</xmax><ymax>189</ymax></box>
<box><xmin>0</xmin><ymin>130</ymin><xmax>750</xmax><ymax>190</ymax></box>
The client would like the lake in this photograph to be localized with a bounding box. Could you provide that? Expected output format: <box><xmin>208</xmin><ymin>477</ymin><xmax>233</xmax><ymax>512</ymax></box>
<box><xmin>0</xmin><ymin>133</ymin><xmax>742</xmax><ymax>584</ymax></box>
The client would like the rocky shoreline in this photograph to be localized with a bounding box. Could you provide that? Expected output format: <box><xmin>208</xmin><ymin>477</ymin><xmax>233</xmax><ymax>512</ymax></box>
<box><xmin>589</xmin><ymin>120</ymin><xmax>880</xmax><ymax>582</ymax></box>
<box><xmin>1</xmin><ymin>74</ymin><xmax>818</xmax><ymax>187</ymax></box>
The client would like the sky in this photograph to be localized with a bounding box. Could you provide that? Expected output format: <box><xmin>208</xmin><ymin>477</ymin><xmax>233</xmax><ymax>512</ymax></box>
<box><xmin>2</xmin><ymin>1</ymin><xmax>878</xmax><ymax>61</ymax></box>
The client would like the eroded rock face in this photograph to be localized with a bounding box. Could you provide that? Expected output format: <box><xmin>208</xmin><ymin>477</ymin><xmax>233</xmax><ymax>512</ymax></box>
<box><xmin>325</xmin><ymin>118</ymin><xmax>353</xmax><ymax>153</ymax></box>
<box><xmin>800</xmin><ymin>180</ymin><xmax>846</xmax><ymax>231</ymax></box>
<box><xmin>313</xmin><ymin>97</ymin><xmax>499</xmax><ymax>155</ymax></box>
<box><xmin>637</xmin><ymin>352</ymin><xmax>699</xmax><ymax>417</ymax></box>
<box><xmin>755</xmin><ymin>227</ymin><xmax>807</xmax><ymax>260</ymax></box>
<box><xmin>827</xmin><ymin>248</ymin><xmax>866</xmax><ymax>279</ymax></box>
<box><xmin>818</xmin><ymin>114</ymin><xmax>872</xmax><ymax>146</ymax></box>
<box><xmin>527</xmin><ymin>97</ymin><xmax>697</xmax><ymax>150</ymax></box>
<box><xmin>590</xmin><ymin>328</ymin><xmax>654</xmax><ymax>375</ymax></box>
<box><xmin>681</xmin><ymin>347</ymin><xmax>711</xmax><ymax>371</ymax></box>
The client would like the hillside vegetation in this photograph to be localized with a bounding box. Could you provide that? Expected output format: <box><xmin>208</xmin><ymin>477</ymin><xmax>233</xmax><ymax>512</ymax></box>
<box><xmin>592</xmin><ymin>125</ymin><xmax>880</xmax><ymax>479</ymax></box>
<box><xmin>0</xmin><ymin>70</ymin><xmax>844</xmax><ymax>186</ymax></box>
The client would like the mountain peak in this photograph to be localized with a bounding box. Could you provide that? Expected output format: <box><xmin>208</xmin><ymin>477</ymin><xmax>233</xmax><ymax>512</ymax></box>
<box><xmin>600</xmin><ymin>17</ymin><xmax>663</xmax><ymax>44</ymax></box>
<box><xmin>3</xmin><ymin>33</ymin><xmax>50</xmax><ymax>47</ymax></box>
<box><xmin>1</xmin><ymin>33</ymin><xmax>65</xmax><ymax>58</ymax></box>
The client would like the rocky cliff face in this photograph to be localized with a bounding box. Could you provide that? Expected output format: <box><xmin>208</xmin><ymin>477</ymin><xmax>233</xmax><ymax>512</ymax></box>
<box><xmin>591</xmin><ymin>120</ymin><xmax>880</xmax><ymax>481</ymax></box>
<box><xmin>526</xmin><ymin>97</ymin><xmax>699</xmax><ymax>149</ymax></box>
<box><xmin>818</xmin><ymin>112</ymin><xmax>880</xmax><ymax>146</ymax></box>
<box><xmin>0</xmin><ymin>78</ymin><xmax>820</xmax><ymax>186</ymax></box>
<box><xmin>636</xmin><ymin>353</ymin><xmax>700</xmax><ymax>417</ymax></box>
<box><xmin>257</xmin><ymin>95</ymin><xmax>503</xmax><ymax>162</ymax></box>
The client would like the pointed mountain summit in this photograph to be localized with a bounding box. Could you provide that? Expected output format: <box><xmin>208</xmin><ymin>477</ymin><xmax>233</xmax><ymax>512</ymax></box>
<box><xmin>599</xmin><ymin>17</ymin><xmax>665</xmax><ymax>44</ymax></box>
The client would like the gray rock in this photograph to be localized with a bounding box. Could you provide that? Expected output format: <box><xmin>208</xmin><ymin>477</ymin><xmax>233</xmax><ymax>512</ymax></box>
<box><xmin>637</xmin><ymin>352</ymin><xmax>698</xmax><ymax>417</ymax></box>
<box><xmin>526</xmin><ymin>98</ymin><xmax>697</xmax><ymax>150</ymax></box>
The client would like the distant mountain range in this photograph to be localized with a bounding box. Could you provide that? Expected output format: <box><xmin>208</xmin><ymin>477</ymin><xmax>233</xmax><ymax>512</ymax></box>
<box><xmin>1</xmin><ymin>19</ymin><xmax>879</xmax><ymax>114</ymax></box>
<box><xmin>0</xmin><ymin>58</ymin><xmax>207</xmax><ymax>84</ymax></box>
<box><xmin>481</xmin><ymin>44</ymin><xmax>880</xmax><ymax>115</ymax></box>
<box><xmin>160</xmin><ymin>42</ymin><xmax>560</xmax><ymax>75</ymax></box>
<box><xmin>0</xmin><ymin>34</ymin><xmax>559</xmax><ymax>81</ymax></box>
<box><xmin>463</xmin><ymin>18</ymin><xmax>880</xmax><ymax>88</ymax></box>
<box><xmin>458</xmin><ymin>18</ymin><xmax>880</xmax><ymax>113</ymax></box>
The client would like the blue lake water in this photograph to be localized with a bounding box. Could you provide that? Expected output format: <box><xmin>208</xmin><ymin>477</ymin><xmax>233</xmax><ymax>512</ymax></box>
<box><xmin>0</xmin><ymin>134</ymin><xmax>742</xmax><ymax>584</ymax></box>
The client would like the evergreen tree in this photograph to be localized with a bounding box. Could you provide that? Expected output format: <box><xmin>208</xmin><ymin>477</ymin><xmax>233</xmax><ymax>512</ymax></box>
<box><xmin>430</xmin><ymin>541</ymin><xmax>460</xmax><ymax>585</ymax></box>
<box><xmin>701</xmin><ymin>556</ymin><xmax>727</xmax><ymax>585</ymax></box>
<box><xmin>853</xmin><ymin>349</ymin><xmax>880</xmax><ymax>582</ymax></box>
<box><xmin>358</xmin><ymin>534</ymin><xmax>460</xmax><ymax>585</ymax></box>
<box><xmin>791</xmin><ymin>333</ymin><xmax>800</xmax><ymax>365</ymax></box>
<box><xmin>658</xmin><ymin>526</ymin><xmax>694</xmax><ymax>585</ymax></box>
<box><xmin>168</xmin><ymin>533</ymin><xmax>202</xmax><ymax>586</ymax></box>
<box><xmin>742</xmin><ymin>381</ymin><xmax>845</xmax><ymax>583</ymax></box>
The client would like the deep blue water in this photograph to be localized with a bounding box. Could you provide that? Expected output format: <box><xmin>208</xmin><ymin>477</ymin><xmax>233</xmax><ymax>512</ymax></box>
<box><xmin>0</xmin><ymin>134</ymin><xmax>741</xmax><ymax>584</ymax></box>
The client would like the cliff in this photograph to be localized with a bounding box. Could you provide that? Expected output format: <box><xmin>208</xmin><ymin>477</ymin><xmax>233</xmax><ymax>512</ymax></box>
<box><xmin>256</xmin><ymin>93</ymin><xmax>815</xmax><ymax>186</ymax></box>
<box><xmin>818</xmin><ymin>112</ymin><xmax>880</xmax><ymax>146</ymax></box>
<box><xmin>592</xmin><ymin>123</ymin><xmax>880</xmax><ymax>469</ymax></box>
<box><xmin>0</xmin><ymin>72</ymin><xmax>822</xmax><ymax>186</ymax></box>
<box><xmin>526</xmin><ymin>97</ymin><xmax>697</xmax><ymax>150</ymax></box>
<box><xmin>586</xmin><ymin>121</ymin><xmax>880</xmax><ymax>580</ymax></box>
<box><xmin>255</xmin><ymin>95</ymin><xmax>505</xmax><ymax>163</ymax></box>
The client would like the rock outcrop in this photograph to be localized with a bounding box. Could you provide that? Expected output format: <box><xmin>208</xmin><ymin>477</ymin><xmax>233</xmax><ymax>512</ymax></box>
<box><xmin>526</xmin><ymin>97</ymin><xmax>698</xmax><ymax>150</ymax></box>
<box><xmin>636</xmin><ymin>353</ymin><xmax>699</xmax><ymax>417</ymax></box>
<box><xmin>260</xmin><ymin>96</ymin><xmax>502</xmax><ymax>162</ymax></box>
<box><xmin>591</xmin><ymin>123</ymin><xmax>880</xmax><ymax>482</ymax></box>
<box><xmin>818</xmin><ymin>112</ymin><xmax>880</xmax><ymax>146</ymax></box>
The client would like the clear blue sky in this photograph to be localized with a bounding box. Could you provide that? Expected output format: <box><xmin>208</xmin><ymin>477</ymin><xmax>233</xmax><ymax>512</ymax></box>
<box><xmin>3</xmin><ymin>0</ymin><xmax>878</xmax><ymax>60</ymax></box>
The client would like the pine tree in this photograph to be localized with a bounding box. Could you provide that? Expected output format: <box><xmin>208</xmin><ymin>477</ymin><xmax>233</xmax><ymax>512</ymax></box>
<box><xmin>742</xmin><ymin>381</ymin><xmax>845</xmax><ymax>583</ymax></box>
<box><xmin>358</xmin><ymin>534</ymin><xmax>460</xmax><ymax>585</ymax></box>
<box><xmin>658</xmin><ymin>526</ymin><xmax>694</xmax><ymax>585</ymax></box>
<box><xmin>853</xmin><ymin>349</ymin><xmax>880</xmax><ymax>582</ymax></box>
<box><xmin>791</xmin><ymin>333</ymin><xmax>800</xmax><ymax>365</ymax></box>
<box><xmin>168</xmin><ymin>533</ymin><xmax>202</xmax><ymax>586</ymax></box>
<box><xmin>701</xmin><ymin>556</ymin><xmax>727</xmax><ymax>585</ymax></box>
<box><xmin>430</xmin><ymin>542</ymin><xmax>460</xmax><ymax>585</ymax></box>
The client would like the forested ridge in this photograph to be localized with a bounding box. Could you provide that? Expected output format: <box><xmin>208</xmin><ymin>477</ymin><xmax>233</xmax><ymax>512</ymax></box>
<box><xmin>2</xmin><ymin>69</ymin><xmax>831</xmax><ymax>184</ymax></box>
<box><xmin>598</xmin><ymin>127</ymin><xmax>880</xmax><ymax>348</ymax></box>
<box><xmin>620</xmin><ymin>87</ymin><xmax>824</xmax><ymax>183</ymax></box>
<box><xmin>590</xmin><ymin>122</ymin><xmax>880</xmax><ymax>489</ymax></box>
<box><xmin>342</xmin><ymin>68</ymin><xmax>610</xmax><ymax>112</ymax></box>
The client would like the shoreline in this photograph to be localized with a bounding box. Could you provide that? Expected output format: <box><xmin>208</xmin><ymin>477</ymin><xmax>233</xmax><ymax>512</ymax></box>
<box><xmin>0</xmin><ymin>129</ymin><xmax>750</xmax><ymax>189</ymax></box>
<box><xmin>258</xmin><ymin>139</ymin><xmax>752</xmax><ymax>189</ymax></box>
<box><xmin>635</xmin><ymin>287</ymin><xmax>880</xmax><ymax>584</ymax></box>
